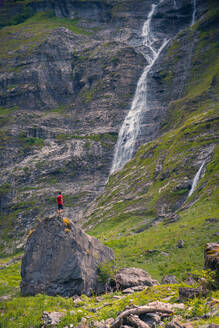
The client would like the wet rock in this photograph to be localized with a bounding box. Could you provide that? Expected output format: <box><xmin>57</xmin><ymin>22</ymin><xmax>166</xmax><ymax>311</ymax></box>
<box><xmin>161</xmin><ymin>275</ymin><xmax>178</xmax><ymax>284</ymax></box>
<box><xmin>114</xmin><ymin>267</ymin><xmax>159</xmax><ymax>290</ymax></box>
<box><xmin>20</xmin><ymin>215</ymin><xmax>114</xmax><ymax>297</ymax></box>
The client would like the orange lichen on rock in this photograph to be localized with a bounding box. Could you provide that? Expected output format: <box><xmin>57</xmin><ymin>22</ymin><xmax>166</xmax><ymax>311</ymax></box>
<box><xmin>27</xmin><ymin>229</ymin><xmax>35</xmax><ymax>238</ymax></box>
<box><xmin>63</xmin><ymin>218</ymin><xmax>71</xmax><ymax>229</ymax></box>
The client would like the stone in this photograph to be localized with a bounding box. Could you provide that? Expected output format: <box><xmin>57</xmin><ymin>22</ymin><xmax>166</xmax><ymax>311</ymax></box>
<box><xmin>105</xmin><ymin>318</ymin><xmax>114</xmax><ymax>325</ymax></box>
<box><xmin>165</xmin><ymin>321</ymin><xmax>183</xmax><ymax>328</ymax></box>
<box><xmin>177</xmin><ymin>240</ymin><xmax>185</xmax><ymax>248</ymax></box>
<box><xmin>132</xmin><ymin>285</ymin><xmax>145</xmax><ymax>291</ymax></box>
<box><xmin>140</xmin><ymin>312</ymin><xmax>161</xmax><ymax>327</ymax></box>
<box><xmin>20</xmin><ymin>215</ymin><xmax>114</xmax><ymax>297</ymax></box>
<box><xmin>161</xmin><ymin>275</ymin><xmax>178</xmax><ymax>284</ymax></box>
<box><xmin>179</xmin><ymin>287</ymin><xmax>208</xmax><ymax>302</ymax></box>
<box><xmin>204</xmin><ymin>243</ymin><xmax>219</xmax><ymax>288</ymax></box>
<box><xmin>41</xmin><ymin>311</ymin><xmax>65</xmax><ymax>326</ymax></box>
<box><xmin>122</xmin><ymin>288</ymin><xmax>135</xmax><ymax>294</ymax></box>
<box><xmin>114</xmin><ymin>267</ymin><xmax>159</xmax><ymax>290</ymax></box>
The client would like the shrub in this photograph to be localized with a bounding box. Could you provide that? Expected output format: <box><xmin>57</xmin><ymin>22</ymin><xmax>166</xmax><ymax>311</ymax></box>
<box><xmin>97</xmin><ymin>260</ymin><xmax>116</xmax><ymax>284</ymax></box>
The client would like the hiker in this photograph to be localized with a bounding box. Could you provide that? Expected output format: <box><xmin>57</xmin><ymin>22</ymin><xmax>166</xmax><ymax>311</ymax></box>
<box><xmin>57</xmin><ymin>192</ymin><xmax>63</xmax><ymax>215</ymax></box>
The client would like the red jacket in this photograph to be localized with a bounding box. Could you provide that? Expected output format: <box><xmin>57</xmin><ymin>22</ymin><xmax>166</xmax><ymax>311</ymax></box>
<box><xmin>57</xmin><ymin>195</ymin><xmax>63</xmax><ymax>205</ymax></box>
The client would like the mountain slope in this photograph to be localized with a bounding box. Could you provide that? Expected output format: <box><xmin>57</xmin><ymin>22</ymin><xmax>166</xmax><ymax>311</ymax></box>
<box><xmin>0</xmin><ymin>0</ymin><xmax>198</xmax><ymax>254</ymax></box>
<box><xmin>84</xmin><ymin>2</ymin><xmax>219</xmax><ymax>280</ymax></box>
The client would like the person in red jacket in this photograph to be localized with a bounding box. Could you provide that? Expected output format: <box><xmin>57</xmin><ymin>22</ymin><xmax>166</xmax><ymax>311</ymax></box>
<box><xmin>57</xmin><ymin>192</ymin><xmax>63</xmax><ymax>215</ymax></box>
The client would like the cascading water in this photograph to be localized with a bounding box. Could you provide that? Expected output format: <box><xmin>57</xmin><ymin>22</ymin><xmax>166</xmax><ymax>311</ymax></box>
<box><xmin>111</xmin><ymin>1</ymin><xmax>168</xmax><ymax>173</ymax></box>
<box><xmin>191</xmin><ymin>0</ymin><xmax>197</xmax><ymax>25</ymax></box>
<box><xmin>188</xmin><ymin>161</ymin><xmax>205</xmax><ymax>198</ymax></box>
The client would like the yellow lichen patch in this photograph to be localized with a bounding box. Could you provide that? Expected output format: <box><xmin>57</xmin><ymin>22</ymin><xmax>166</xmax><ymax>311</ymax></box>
<box><xmin>64</xmin><ymin>228</ymin><xmax>71</xmax><ymax>233</ymax></box>
<box><xmin>27</xmin><ymin>229</ymin><xmax>35</xmax><ymax>238</ymax></box>
<box><xmin>63</xmin><ymin>217</ymin><xmax>71</xmax><ymax>229</ymax></box>
<box><xmin>207</xmin><ymin>246</ymin><xmax>219</xmax><ymax>258</ymax></box>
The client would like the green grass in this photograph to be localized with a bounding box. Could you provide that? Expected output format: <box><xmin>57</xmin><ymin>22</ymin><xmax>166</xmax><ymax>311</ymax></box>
<box><xmin>82</xmin><ymin>5</ymin><xmax>219</xmax><ymax>281</ymax></box>
<box><xmin>0</xmin><ymin>10</ymin><xmax>90</xmax><ymax>67</ymax></box>
<box><xmin>84</xmin><ymin>108</ymin><xmax>219</xmax><ymax>280</ymax></box>
<box><xmin>0</xmin><ymin>256</ymin><xmax>218</xmax><ymax>328</ymax></box>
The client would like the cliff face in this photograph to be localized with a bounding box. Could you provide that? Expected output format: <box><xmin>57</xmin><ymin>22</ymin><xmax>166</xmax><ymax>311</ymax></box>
<box><xmin>0</xmin><ymin>0</ymin><xmax>214</xmax><ymax>253</ymax></box>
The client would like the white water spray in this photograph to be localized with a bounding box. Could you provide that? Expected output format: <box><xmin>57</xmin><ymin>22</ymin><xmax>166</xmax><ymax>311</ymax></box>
<box><xmin>111</xmin><ymin>1</ymin><xmax>168</xmax><ymax>173</ymax></box>
<box><xmin>191</xmin><ymin>0</ymin><xmax>197</xmax><ymax>26</ymax></box>
<box><xmin>188</xmin><ymin>161</ymin><xmax>205</xmax><ymax>197</ymax></box>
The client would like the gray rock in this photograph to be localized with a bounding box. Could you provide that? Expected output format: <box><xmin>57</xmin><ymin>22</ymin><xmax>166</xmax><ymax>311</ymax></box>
<box><xmin>114</xmin><ymin>267</ymin><xmax>159</xmax><ymax>290</ymax></box>
<box><xmin>204</xmin><ymin>242</ymin><xmax>219</xmax><ymax>288</ymax></box>
<box><xmin>165</xmin><ymin>321</ymin><xmax>183</xmax><ymax>328</ymax></box>
<box><xmin>177</xmin><ymin>240</ymin><xmax>185</xmax><ymax>248</ymax></box>
<box><xmin>41</xmin><ymin>311</ymin><xmax>65</xmax><ymax>326</ymax></box>
<box><xmin>20</xmin><ymin>215</ymin><xmax>114</xmax><ymax>296</ymax></box>
<box><xmin>140</xmin><ymin>312</ymin><xmax>161</xmax><ymax>327</ymax></box>
<box><xmin>204</xmin><ymin>242</ymin><xmax>219</xmax><ymax>271</ymax></box>
<box><xmin>161</xmin><ymin>275</ymin><xmax>178</xmax><ymax>284</ymax></box>
<box><xmin>179</xmin><ymin>287</ymin><xmax>208</xmax><ymax>302</ymax></box>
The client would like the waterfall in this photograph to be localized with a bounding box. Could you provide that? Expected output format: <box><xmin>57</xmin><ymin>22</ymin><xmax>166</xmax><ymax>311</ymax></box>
<box><xmin>188</xmin><ymin>161</ymin><xmax>205</xmax><ymax>198</ymax></box>
<box><xmin>111</xmin><ymin>1</ymin><xmax>168</xmax><ymax>173</ymax></box>
<box><xmin>173</xmin><ymin>0</ymin><xmax>177</xmax><ymax>8</ymax></box>
<box><xmin>191</xmin><ymin>0</ymin><xmax>196</xmax><ymax>25</ymax></box>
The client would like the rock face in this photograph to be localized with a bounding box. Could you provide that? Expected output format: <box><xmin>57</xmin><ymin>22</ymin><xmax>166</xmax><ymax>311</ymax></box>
<box><xmin>0</xmin><ymin>0</ymin><xmax>205</xmax><ymax>251</ymax></box>
<box><xmin>114</xmin><ymin>267</ymin><xmax>158</xmax><ymax>290</ymax></box>
<box><xmin>20</xmin><ymin>215</ymin><xmax>114</xmax><ymax>296</ymax></box>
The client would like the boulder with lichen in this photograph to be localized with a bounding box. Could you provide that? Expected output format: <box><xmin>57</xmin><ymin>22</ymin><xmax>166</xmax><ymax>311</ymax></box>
<box><xmin>20</xmin><ymin>215</ymin><xmax>114</xmax><ymax>297</ymax></box>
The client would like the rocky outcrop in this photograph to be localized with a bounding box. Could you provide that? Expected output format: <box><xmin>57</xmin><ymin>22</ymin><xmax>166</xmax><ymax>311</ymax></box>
<box><xmin>204</xmin><ymin>242</ymin><xmax>219</xmax><ymax>288</ymax></box>
<box><xmin>161</xmin><ymin>275</ymin><xmax>178</xmax><ymax>284</ymax></box>
<box><xmin>20</xmin><ymin>215</ymin><xmax>114</xmax><ymax>296</ymax></box>
<box><xmin>179</xmin><ymin>287</ymin><xmax>208</xmax><ymax>302</ymax></box>
<box><xmin>113</xmin><ymin>267</ymin><xmax>159</xmax><ymax>290</ymax></box>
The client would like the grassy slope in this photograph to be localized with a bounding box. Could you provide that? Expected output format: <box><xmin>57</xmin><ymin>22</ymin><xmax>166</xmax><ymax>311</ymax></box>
<box><xmin>84</xmin><ymin>3</ymin><xmax>219</xmax><ymax>280</ymax></box>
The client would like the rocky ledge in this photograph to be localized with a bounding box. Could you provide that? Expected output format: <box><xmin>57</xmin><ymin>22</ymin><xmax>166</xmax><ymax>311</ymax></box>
<box><xmin>20</xmin><ymin>215</ymin><xmax>114</xmax><ymax>296</ymax></box>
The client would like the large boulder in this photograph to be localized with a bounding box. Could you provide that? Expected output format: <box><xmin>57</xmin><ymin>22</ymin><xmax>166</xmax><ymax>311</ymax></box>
<box><xmin>20</xmin><ymin>215</ymin><xmax>114</xmax><ymax>297</ymax></box>
<box><xmin>114</xmin><ymin>267</ymin><xmax>159</xmax><ymax>290</ymax></box>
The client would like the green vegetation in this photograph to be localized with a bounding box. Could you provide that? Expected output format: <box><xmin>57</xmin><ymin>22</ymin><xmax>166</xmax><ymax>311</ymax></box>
<box><xmin>19</xmin><ymin>131</ymin><xmax>44</xmax><ymax>150</ymax></box>
<box><xmin>83</xmin><ymin>5</ymin><xmax>219</xmax><ymax>282</ymax></box>
<box><xmin>0</xmin><ymin>257</ymin><xmax>218</xmax><ymax>327</ymax></box>
<box><xmin>0</xmin><ymin>10</ymin><xmax>90</xmax><ymax>67</ymax></box>
<box><xmin>0</xmin><ymin>2</ymin><xmax>218</xmax><ymax>328</ymax></box>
